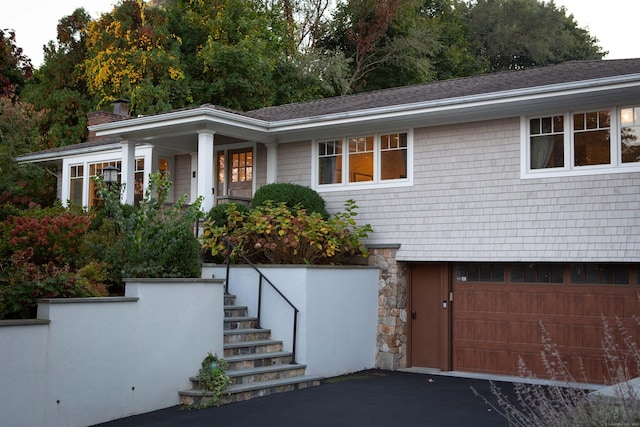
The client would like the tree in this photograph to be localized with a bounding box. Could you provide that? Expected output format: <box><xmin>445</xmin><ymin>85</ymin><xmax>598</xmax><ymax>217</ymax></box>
<box><xmin>83</xmin><ymin>0</ymin><xmax>191</xmax><ymax>115</ymax></box>
<box><xmin>165</xmin><ymin>0</ymin><xmax>326</xmax><ymax>110</ymax></box>
<box><xmin>422</xmin><ymin>0</ymin><xmax>487</xmax><ymax>80</ymax></box>
<box><xmin>21</xmin><ymin>8</ymin><xmax>92</xmax><ymax>148</ymax></box>
<box><xmin>0</xmin><ymin>98</ymin><xmax>56</xmax><ymax>208</ymax></box>
<box><xmin>0</xmin><ymin>29</ymin><xmax>33</xmax><ymax>100</ymax></box>
<box><xmin>468</xmin><ymin>0</ymin><xmax>605</xmax><ymax>72</ymax></box>
<box><xmin>316</xmin><ymin>0</ymin><xmax>439</xmax><ymax>94</ymax></box>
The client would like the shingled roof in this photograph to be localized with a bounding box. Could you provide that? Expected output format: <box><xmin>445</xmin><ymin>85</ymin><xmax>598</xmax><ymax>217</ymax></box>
<box><xmin>242</xmin><ymin>59</ymin><xmax>640</xmax><ymax>122</ymax></box>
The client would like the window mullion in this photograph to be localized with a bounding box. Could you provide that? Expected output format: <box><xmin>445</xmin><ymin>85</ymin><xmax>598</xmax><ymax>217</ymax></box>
<box><xmin>611</xmin><ymin>107</ymin><xmax>620</xmax><ymax>166</ymax></box>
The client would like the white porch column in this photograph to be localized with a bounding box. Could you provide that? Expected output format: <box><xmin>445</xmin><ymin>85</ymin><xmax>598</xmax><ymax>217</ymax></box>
<box><xmin>121</xmin><ymin>141</ymin><xmax>135</xmax><ymax>205</ymax></box>
<box><xmin>264</xmin><ymin>141</ymin><xmax>278</xmax><ymax>184</ymax></box>
<box><xmin>197</xmin><ymin>130</ymin><xmax>215</xmax><ymax>212</ymax></box>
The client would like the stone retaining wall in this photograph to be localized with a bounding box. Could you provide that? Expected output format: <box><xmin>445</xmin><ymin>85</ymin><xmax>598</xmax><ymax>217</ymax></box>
<box><xmin>368</xmin><ymin>245</ymin><xmax>408</xmax><ymax>370</ymax></box>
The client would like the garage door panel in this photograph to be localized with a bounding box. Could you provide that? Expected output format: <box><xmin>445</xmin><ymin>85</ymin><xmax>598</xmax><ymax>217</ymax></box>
<box><xmin>452</xmin><ymin>281</ymin><xmax>639</xmax><ymax>383</ymax></box>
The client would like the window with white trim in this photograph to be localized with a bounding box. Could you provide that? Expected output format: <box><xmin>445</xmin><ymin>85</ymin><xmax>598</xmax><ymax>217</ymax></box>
<box><xmin>523</xmin><ymin>106</ymin><xmax>640</xmax><ymax>177</ymax></box>
<box><xmin>69</xmin><ymin>165</ymin><xmax>84</xmax><ymax>206</ymax></box>
<box><xmin>315</xmin><ymin>131</ymin><xmax>410</xmax><ymax>189</ymax></box>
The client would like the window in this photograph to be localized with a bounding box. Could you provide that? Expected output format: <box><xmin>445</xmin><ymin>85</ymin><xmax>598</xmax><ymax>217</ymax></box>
<box><xmin>523</xmin><ymin>106</ymin><xmax>640</xmax><ymax>178</ymax></box>
<box><xmin>529</xmin><ymin>116</ymin><xmax>564</xmax><ymax>169</ymax></box>
<box><xmin>87</xmin><ymin>159</ymin><xmax>144</xmax><ymax>207</ymax></box>
<box><xmin>319</xmin><ymin>140</ymin><xmax>342</xmax><ymax>184</ymax></box>
<box><xmin>621</xmin><ymin>107</ymin><xmax>640</xmax><ymax>163</ymax></box>
<box><xmin>455</xmin><ymin>263</ymin><xmax>505</xmax><ymax>282</ymax></box>
<box><xmin>573</xmin><ymin>110</ymin><xmax>610</xmax><ymax>166</ymax></box>
<box><xmin>570</xmin><ymin>264</ymin><xmax>629</xmax><ymax>285</ymax></box>
<box><xmin>510</xmin><ymin>263</ymin><xmax>563</xmax><ymax>283</ymax></box>
<box><xmin>69</xmin><ymin>165</ymin><xmax>83</xmax><ymax>206</ymax></box>
<box><xmin>315</xmin><ymin>131</ymin><xmax>410</xmax><ymax>189</ymax></box>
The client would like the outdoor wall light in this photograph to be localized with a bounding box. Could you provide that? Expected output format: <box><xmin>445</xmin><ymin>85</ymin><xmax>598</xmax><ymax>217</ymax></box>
<box><xmin>101</xmin><ymin>165</ymin><xmax>119</xmax><ymax>187</ymax></box>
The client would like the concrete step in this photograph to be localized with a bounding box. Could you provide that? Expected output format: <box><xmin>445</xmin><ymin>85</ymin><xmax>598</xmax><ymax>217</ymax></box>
<box><xmin>224</xmin><ymin>339</ymin><xmax>283</xmax><ymax>357</ymax></box>
<box><xmin>224</xmin><ymin>305</ymin><xmax>248</xmax><ymax>318</ymax></box>
<box><xmin>179</xmin><ymin>375</ymin><xmax>322</xmax><ymax>406</ymax></box>
<box><xmin>189</xmin><ymin>364</ymin><xmax>308</xmax><ymax>387</ymax></box>
<box><xmin>224</xmin><ymin>316</ymin><xmax>259</xmax><ymax>330</ymax></box>
<box><xmin>225</xmin><ymin>351</ymin><xmax>294</xmax><ymax>370</ymax></box>
<box><xmin>224</xmin><ymin>328</ymin><xmax>271</xmax><ymax>344</ymax></box>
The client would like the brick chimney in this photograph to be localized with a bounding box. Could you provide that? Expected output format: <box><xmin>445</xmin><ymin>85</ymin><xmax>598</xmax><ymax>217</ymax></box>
<box><xmin>87</xmin><ymin>99</ymin><xmax>130</xmax><ymax>141</ymax></box>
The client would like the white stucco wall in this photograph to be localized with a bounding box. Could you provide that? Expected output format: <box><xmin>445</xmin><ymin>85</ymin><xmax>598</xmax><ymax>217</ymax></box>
<box><xmin>0</xmin><ymin>279</ymin><xmax>224</xmax><ymax>427</ymax></box>
<box><xmin>278</xmin><ymin>118</ymin><xmax>640</xmax><ymax>263</ymax></box>
<box><xmin>204</xmin><ymin>264</ymin><xmax>378</xmax><ymax>377</ymax></box>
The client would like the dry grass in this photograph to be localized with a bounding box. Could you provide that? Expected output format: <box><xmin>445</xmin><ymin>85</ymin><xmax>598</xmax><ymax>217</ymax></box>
<box><xmin>473</xmin><ymin>316</ymin><xmax>640</xmax><ymax>426</ymax></box>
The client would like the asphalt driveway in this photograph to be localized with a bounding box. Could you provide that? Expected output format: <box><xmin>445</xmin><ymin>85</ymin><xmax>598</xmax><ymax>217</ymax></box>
<box><xmin>95</xmin><ymin>370</ymin><xmax>516</xmax><ymax>427</ymax></box>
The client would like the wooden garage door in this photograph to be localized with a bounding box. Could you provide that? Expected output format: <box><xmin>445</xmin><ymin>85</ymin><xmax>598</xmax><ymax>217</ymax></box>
<box><xmin>452</xmin><ymin>263</ymin><xmax>640</xmax><ymax>384</ymax></box>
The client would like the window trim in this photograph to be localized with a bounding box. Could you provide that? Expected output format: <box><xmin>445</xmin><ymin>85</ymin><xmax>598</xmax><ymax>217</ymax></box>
<box><xmin>521</xmin><ymin>107</ymin><xmax>640</xmax><ymax>179</ymax></box>
<box><xmin>312</xmin><ymin>129</ymin><xmax>413</xmax><ymax>192</ymax></box>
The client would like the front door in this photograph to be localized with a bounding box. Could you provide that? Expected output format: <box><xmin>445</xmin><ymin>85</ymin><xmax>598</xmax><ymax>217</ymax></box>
<box><xmin>216</xmin><ymin>148</ymin><xmax>253</xmax><ymax>199</ymax></box>
<box><xmin>410</xmin><ymin>263</ymin><xmax>451</xmax><ymax>370</ymax></box>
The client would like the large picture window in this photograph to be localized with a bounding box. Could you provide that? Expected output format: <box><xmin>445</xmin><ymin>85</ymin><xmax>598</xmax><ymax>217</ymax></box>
<box><xmin>523</xmin><ymin>106</ymin><xmax>640</xmax><ymax>178</ymax></box>
<box><xmin>315</xmin><ymin>131</ymin><xmax>410</xmax><ymax>189</ymax></box>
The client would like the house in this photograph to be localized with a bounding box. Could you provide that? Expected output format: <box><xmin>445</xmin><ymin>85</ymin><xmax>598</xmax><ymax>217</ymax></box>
<box><xmin>17</xmin><ymin>58</ymin><xmax>640</xmax><ymax>383</ymax></box>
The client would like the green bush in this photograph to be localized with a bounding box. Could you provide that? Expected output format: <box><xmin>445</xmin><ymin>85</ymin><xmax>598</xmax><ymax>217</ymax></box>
<box><xmin>201</xmin><ymin>200</ymin><xmax>372</xmax><ymax>265</ymax></box>
<box><xmin>90</xmin><ymin>172</ymin><xmax>203</xmax><ymax>281</ymax></box>
<box><xmin>251</xmin><ymin>183</ymin><xmax>329</xmax><ymax>218</ymax></box>
<box><xmin>207</xmin><ymin>202</ymin><xmax>249</xmax><ymax>227</ymax></box>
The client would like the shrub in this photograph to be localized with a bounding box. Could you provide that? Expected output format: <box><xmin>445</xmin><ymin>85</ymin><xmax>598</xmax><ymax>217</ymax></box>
<box><xmin>91</xmin><ymin>172</ymin><xmax>203</xmax><ymax>280</ymax></box>
<box><xmin>201</xmin><ymin>199</ymin><xmax>372</xmax><ymax>265</ymax></box>
<box><xmin>251</xmin><ymin>183</ymin><xmax>329</xmax><ymax>218</ymax></box>
<box><xmin>0</xmin><ymin>249</ymin><xmax>108</xmax><ymax>319</ymax></box>
<box><xmin>206</xmin><ymin>202</ymin><xmax>249</xmax><ymax>227</ymax></box>
<box><xmin>0</xmin><ymin>207</ymin><xmax>91</xmax><ymax>268</ymax></box>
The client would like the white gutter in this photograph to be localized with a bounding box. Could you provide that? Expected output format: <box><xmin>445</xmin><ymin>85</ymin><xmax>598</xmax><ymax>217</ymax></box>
<box><xmin>16</xmin><ymin>142</ymin><xmax>122</xmax><ymax>163</ymax></box>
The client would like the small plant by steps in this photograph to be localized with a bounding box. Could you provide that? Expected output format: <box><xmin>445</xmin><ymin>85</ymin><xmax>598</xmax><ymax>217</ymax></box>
<box><xmin>190</xmin><ymin>353</ymin><xmax>232</xmax><ymax>409</ymax></box>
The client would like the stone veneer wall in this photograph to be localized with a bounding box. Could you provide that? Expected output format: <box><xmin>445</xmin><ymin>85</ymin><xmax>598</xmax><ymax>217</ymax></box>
<box><xmin>368</xmin><ymin>245</ymin><xmax>408</xmax><ymax>370</ymax></box>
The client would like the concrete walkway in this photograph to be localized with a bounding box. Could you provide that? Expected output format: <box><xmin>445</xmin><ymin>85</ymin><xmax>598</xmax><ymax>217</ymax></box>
<box><xmin>95</xmin><ymin>370</ymin><xmax>516</xmax><ymax>427</ymax></box>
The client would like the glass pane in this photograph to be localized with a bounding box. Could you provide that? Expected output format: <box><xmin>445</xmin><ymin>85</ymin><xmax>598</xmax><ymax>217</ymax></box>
<box><xmin>542</xmin><ymin>117</ymin><xmax>552</xmax><ymax>133</ymax></box>
<box><xmin>570</xmin><ymin>264</ymin><xmax>584</xmax><ymax>283</ymax></box>
<box><xmin>467</xmin><ymin>264</ymin><xmax>479</xmax><ymax>282</ymax></box>
<box><xmin>319</xmin><ymin>156</ymin><xmax>342</xmax><ymax>184</ymax></box>
<box><xmin>510</xmin><ymin>264</ymin><xmax>523</xmax><ymax>282</ymax></box>
<box><xmin>479</xmin><ymin>264</ymin><xmax>492</xmax><ymax>282</ymax></box>
<box><xmin>621</xmin><ymin>125</ymin><xmax>640</xmax><ymax>163</ymax></box>
<box><xmin>585</xmin><ymin>265</ymin><xmax>600</xmax><ymax>284</ymax></box>
<box><xmin>553</xmin><ymin>116</ymin><xmax>564</xmax><ymax>133</ymax></box>
<box><xmin>530</xmin><ymin>118</ymin><xmax>541</xmax><ymax>134</ymax></box>
<box><xmin>349</xmin><ymin>152</ymin><xmax>373</xmax><ymax>182</ymax></box>
<box><xmin>550</xmin><ymin>264</ymin><xmax>564</xmax><ymax>283</ymax></box>
<box><xmin>523</xmin><ymin>264</ymin><xmax>536</xmax><ymax>282</ymax></box>
<box><xmin>381</xmin><ymin>149</ymin><xmax>407</xmax><ymax>180</ymax></box>
<box><xmin>530</xmin><ymin>135</ymin><xmax>564</xmax><ymax>169</ymax></box>
<box><xmin>574</xmin><ymin>130</ymin><xmax>610</xmax><ymax>166</ymax></box>
<box><xmin>614</xmin><ymin>265</ymin><xmax>629</xmax><ymax>284</ymax></box>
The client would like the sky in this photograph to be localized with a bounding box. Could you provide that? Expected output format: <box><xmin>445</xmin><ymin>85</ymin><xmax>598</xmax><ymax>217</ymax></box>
<box><xmin>1</xmin><ymin>0</ymin><xmax>639</xmax><ymax>68</ymax></box>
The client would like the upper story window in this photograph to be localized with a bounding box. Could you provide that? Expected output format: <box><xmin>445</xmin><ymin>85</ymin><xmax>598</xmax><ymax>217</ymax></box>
<box><xmin>522</xmin><ymin>106</ymin><xmax>640</xmax><ymax>178</ymax></box>
<box><xmin>314</xmin><ymin>131</ymin><xmax>411</xmax><ymax>190</ymax></box>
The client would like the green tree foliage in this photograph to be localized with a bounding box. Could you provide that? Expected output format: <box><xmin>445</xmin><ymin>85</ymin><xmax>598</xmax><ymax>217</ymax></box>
<box><xmin>468</xmin><ymin>0</ymin><xmax>605</xmax><ymax>72</ymax></box>
<box><xmin>0</xmin><ymin>98</ymin><xmax>56</xmax><ymax>208</ymax></box>
<box><xmin>317</xmin><ymin>0</ymin><xmax>439</xmax><ymax>94</ymax></box>
<box><xmin>83</xmin><ymin>0</ymin><xmax>191</xmax><ymax>115</ymax></box>
<box><xmin>21</xmin><ymin>8</ymin><xmax>92</xmax><ymax>148</ymax></box>
<box><xmin>165</xmin><ymin>0</ymin><xmax>325</xmax><ymax>110</ymax></box>
<box><xmin>424</xmin><ymin>0</ymin><xmax>487</xmax><ymax>80</ymax></box>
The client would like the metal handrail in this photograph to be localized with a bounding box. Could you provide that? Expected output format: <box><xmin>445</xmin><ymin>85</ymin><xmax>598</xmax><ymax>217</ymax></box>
<box><xmin>223</xmin><ymin>237</ymin><xmax>299</xmax><ymax>364</ymax></box>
